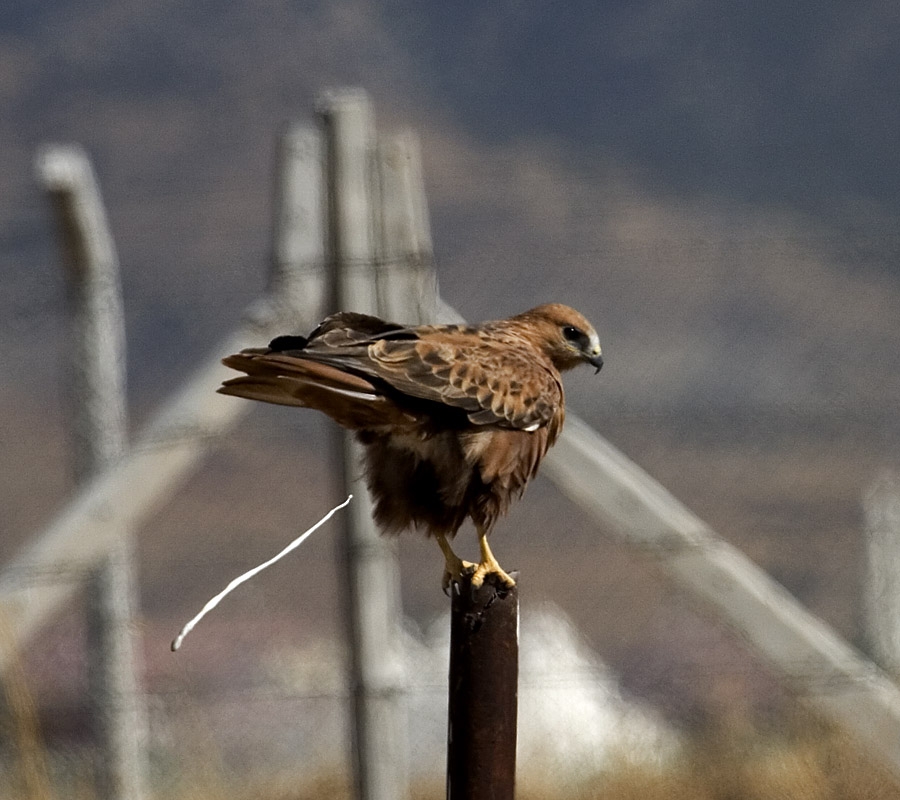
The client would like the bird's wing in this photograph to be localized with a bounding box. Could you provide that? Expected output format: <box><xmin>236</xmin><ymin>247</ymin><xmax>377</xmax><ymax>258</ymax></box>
<box><xmin>361</xmin><ymin>335</ymin><xmax>562</xmax><ymax>430</ymax></box>
<box><xmin>223</xmin><ymin>315</ymin><xmax>563</xmax><ymax>431</ymax></box>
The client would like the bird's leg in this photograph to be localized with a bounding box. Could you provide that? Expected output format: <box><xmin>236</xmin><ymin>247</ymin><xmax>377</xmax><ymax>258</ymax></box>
<box><xmin>436</xmin><ymin>533</ymin><xmax>475</xmax><ymax>594</ymax></box>
<box><xmin>471</xmin><ymin>528</ymin><xmax>517</xmax><ymax>589</ymax></box>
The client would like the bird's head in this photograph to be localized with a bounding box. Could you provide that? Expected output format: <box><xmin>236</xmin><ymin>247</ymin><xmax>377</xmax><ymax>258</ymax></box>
<box><xmin>516</xmin><ymin>303</ymin><xmax>603</xmax><ymax>373</ymax></box>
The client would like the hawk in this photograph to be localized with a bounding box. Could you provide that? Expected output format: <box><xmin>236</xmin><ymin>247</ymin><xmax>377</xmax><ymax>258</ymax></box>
<box><xmin>219</xmin><ymin>303</ymin><xmax>602</xmax><ymax>590</ymax></box>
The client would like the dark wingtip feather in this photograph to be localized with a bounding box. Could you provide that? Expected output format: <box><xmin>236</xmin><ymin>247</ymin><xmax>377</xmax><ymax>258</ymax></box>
<box><xmin>268</xmin><ymin>334</ymin><xmax>309</xmax><ymax>352</ymax></box>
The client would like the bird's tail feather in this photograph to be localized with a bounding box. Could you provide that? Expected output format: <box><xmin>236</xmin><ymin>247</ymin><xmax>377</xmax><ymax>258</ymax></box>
<box><xmin>219</xmin><ymin>351</ymin><xmax>405</xmax><ymax>431</ymax></box>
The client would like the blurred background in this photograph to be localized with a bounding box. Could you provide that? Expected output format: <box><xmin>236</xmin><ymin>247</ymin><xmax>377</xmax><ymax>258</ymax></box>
<box><xmin>2</xmin><ymin>1</ymin><xmax>900</xmax><ymax>797</ymax></box>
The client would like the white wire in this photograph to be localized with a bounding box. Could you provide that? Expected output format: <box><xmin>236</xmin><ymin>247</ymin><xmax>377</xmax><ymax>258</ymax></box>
<box><xmin>171</xmin><ymin>494</ymin><xmax>353</xmax><ymax>651</ymax></box>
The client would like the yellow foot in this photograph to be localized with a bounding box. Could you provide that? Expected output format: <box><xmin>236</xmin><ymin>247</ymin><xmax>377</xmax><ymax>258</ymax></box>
<box><xmin>436</xmin><ymin>533</ymin><xmax>476</xmax><ymax>594</ymax></box>
<box><xmin>470</xmin><ymin>560</ymin><xmax>517</xmax><ymax>590</ymax></box>
<box><xmin>470</xmin><ymin>528</ymin><xmax>516</xmax><ymax>590</ymax></box>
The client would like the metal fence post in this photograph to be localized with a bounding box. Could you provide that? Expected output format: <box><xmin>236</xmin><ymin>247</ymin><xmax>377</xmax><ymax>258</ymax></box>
<box><xmin>270</xmin><ymin>124</ymin><xmax>327</xmax><ymax>319</ymax></box>
<box><xmin>864</xmin><ymin>470</ymin><xmax>900</xmax><ymax>677</ymax></box>
<box><xmin>374</xmin><ymin>129</ymin><xmax>436</xmax><ymax>324</ymax></box>
<box><xmin>35</xmin><ymin>144</ymin><xmax>148</xmax><ymax>800</ymax></box>
<box><xmin>318</xmin><ymin>89</ymin><xmax>409</xmax><ymax>800</ymax></box>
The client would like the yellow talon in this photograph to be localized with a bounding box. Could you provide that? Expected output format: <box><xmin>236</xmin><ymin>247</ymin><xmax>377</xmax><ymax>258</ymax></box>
<box><xmin>470</xmin><ymin>561</ymin><xmax>516</xmax><ymax>590</ymax></box>
<box><xmin>470</xmin><ymin>529</ymin><xmax>516</xmax><ymax>589</ymax></box>
<box><xmin>435</xmin><ymin>530</ymin><xmax>516</xmax><ymax>592</ymax></box>
<box><xmin>436</xmin><ymin>534</ymin><xmax>475</xmax><ymax>592</ymax></box>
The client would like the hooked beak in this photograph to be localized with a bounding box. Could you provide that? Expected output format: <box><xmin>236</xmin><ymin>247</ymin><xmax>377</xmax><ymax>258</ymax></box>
<box><xmin>581</xmin><ymin>333</ymin><xmax>603</xmax><ymax>373</ymax></box>
<box><xmin>583</xmin><ymin>344</ymin><xmax>603</xmax><ymax>373</ymax></box>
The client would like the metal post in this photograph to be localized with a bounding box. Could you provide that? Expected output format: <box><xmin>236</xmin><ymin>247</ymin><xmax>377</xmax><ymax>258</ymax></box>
<box><xmin>270</xmin><ymin>124</ymin><xmax>327</xmax><ymax>320</ymax></box>
<box><xmin>374</xmin><ymin>129</ymin><xmax>436</xmax><ymax>323</ymax></box>
<box><xmin>35</xmin><ymin>145</ymin><xmax>148</xmax><ymax>800</ymax></box>
<box><xmin>318</xmin><ymin>89</ymin><xmax>409</xmax><ymax>800</ymax></box>
<box><xmin>447</xmin><ymin>577</ymin><xmax>519</xmax><ymax>800</ymax></box>
<box><xmin>864</xmin><ymin>470</ymin><xmax>900</xmax><ymax>677</ymax></box>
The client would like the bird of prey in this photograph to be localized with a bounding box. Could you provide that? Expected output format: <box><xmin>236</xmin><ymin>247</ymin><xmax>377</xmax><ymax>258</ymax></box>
<box><xmin>219</xmin><ymin>303</ymin><xmax>602</xmax><ymax>590</ymax></box>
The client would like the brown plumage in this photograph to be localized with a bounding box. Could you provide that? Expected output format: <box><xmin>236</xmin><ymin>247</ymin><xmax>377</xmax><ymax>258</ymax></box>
<box><xmin>219</xmin><ymin>303</ymin><xmax>603</xmax><ymax>589</ymax></box>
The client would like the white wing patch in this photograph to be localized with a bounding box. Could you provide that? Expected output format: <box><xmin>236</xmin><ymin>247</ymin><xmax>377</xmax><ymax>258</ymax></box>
<box><xmin>304</xmin><ymin>379</ymin><xmax>380</xmax><ymax>402</ymax></box>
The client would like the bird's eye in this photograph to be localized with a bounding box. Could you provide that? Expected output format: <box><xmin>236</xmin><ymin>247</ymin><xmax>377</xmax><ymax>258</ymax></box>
<box><xmin>562</xmin><ymin>325</ymin><xmax>582</xmax><ymax>342</ymax></box>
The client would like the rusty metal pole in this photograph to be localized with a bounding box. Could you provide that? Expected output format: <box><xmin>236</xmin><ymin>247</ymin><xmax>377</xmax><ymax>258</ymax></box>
<box><xmin>447</xmin><ymin>577</ymin><xmax>519</xmax><ymax>800</ymax></box>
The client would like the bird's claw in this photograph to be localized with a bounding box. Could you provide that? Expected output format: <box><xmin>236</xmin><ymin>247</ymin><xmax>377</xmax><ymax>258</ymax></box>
<box><xmin>442</xmin><ymin>559</ymin><xmax>476</xmax><ymax>596</ymax></box>
<box><xmin>470</xmin><ymin>562</ymin><xmax>517</xmax><ymax>592</ymax></box>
